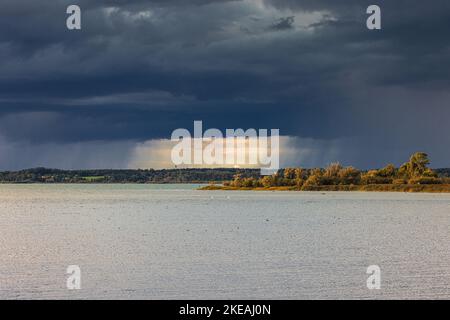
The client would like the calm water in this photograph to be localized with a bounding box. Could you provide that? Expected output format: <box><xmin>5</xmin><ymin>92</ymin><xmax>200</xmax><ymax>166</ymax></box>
<box><xmin>1</xmin><ymin>184</ymin><xmax>450</xmax><ymax>300</ymax></box>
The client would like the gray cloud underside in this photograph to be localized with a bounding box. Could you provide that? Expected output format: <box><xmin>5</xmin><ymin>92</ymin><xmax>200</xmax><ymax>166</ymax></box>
<box><xmin>0</xmin><ymin>0</ymin><xmax>449</xmax><ymax>169</ymax></box>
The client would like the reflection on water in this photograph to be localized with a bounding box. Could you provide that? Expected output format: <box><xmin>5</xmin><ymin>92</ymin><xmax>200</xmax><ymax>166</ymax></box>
<box><xmin>1</xmin><ymin>184</ymin><xmax>450</xmax><ymax>299</ymax></box>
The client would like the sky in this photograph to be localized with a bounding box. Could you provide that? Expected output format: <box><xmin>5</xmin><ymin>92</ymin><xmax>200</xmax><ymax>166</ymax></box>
<box><xmin>0</xmin><ymin>0</ymin><xmax>449</xmax><ymax>170</ymax></box>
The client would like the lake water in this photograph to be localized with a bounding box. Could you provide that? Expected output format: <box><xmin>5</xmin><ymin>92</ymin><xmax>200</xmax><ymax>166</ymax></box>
<box><xmin>1</xmin><ymin>184</ymin><xmax>450</xmax><ymax>300</ymax></box>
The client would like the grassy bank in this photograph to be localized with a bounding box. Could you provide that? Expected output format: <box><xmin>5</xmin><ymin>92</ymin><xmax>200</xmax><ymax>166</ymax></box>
<box><xmin>199</xmin><ymin>184</ymin><xmax>450</xmax><ymax>193</ymax></box>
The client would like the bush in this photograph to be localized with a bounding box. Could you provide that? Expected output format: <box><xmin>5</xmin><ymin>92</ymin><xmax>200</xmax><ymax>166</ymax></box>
<box><xmin>338</xmin><ymin>166</ymin><xmax>361</xmax><ymax>185</ymax></box>
<box><xmin>303</xmin><ymin>174</ymin><xmax>322</xmax><ymax>187</ymax></box>
<box><xmin>241</xmin><ymin>177</ymin><xmax>259</xmax><ymax>188</ymax></box>
<box><xmin>377</xmin><ymin>164</ymin><xmax>397</xmax><ymax>178</ymax></box>
<box><xmin>295</xmin><ymin>178</ymin><xmax>304</xmax><ymax>188</ymax></box>
<box><xmin>408</xmin><ymin>177</ymin><xmax>442</xmax><ymax>185</ymax></box>
<box><xmin>393</xmin><ymin>179</ymin><xmax>407</xmax><ymax>185</ymax></box>
<box><xmin>361</xmin><ymin>175</ymin><xmax>393</xmax><ymax>185</ymax></box>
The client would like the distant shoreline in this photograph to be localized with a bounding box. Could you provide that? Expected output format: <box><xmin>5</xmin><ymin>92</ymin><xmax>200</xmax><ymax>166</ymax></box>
<box><xmin>1</xmin><ymin>159</ymin><xmax>449</xmax><ymax>188</ymax></box>
<box><xmin>0</xmin><ymin>181</ymin><xmax>209</xmax><ymax>185</ymax></box>
<box><xmin>0</xmin><ymin>168</ymin><xmax>260</xmax><ymax>184</ymax></box>
<box><xmin>200</xmin><ymin>184</ymin><xmax>450</xmax><ymax>193</ymax></box>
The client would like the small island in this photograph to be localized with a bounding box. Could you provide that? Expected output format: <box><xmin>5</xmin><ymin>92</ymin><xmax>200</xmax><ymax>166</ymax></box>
<box><xmin>200</xmin><ymin>152</ymin><xmax>450</xmax><ymax>193</ymax></box>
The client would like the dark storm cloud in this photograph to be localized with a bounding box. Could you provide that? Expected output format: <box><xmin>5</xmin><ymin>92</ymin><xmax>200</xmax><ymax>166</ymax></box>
<box><xmin>0</xmin><ymin>0</ymin><xmax>449</xmax><ymax>169</ymax></box>
<box><xmin>269</xmin><ymin>16</ymin><xmax>295</xmax><ymax>30</ymax></box>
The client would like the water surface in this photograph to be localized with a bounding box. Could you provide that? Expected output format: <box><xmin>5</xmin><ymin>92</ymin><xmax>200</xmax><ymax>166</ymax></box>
<box><xmin>1</xmin><ymin>184</ymin><xmax>449</xmax><ymax>299</ymax></box>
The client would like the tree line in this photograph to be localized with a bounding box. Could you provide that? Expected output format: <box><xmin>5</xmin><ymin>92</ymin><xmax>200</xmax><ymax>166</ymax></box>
<box><xmin>0</xmin><ymin>168</ymin><xmax>260</xmax><ymax>184</ymax></box>
<box><xmin>226</xmin><ymin>153</ymin><xmax>450</xmax><ymax>189</ymax></box>
<box><xmin>1</xmin><ymin>153</ymin><xmax>449</xmax><ymax>186</ymax></box>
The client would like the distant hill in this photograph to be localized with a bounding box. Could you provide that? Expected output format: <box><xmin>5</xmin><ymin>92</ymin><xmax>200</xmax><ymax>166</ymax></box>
<box><xmin>0</xmin><ymin>168</ymin><xmax>260</xmax><ymax>184</ymax></box>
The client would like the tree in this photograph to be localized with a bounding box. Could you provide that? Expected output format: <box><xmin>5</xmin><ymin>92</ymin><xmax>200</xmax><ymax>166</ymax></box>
<box><xmin>294</xmin><ymin>168</ymin><xmax>304</xmax><ymax>180</ymax></box>
<box><xmin>409</xmin><ymin>152</ymin><xmax>430</xmax><ymax>177</ymax></box>
<box><xmin>260</xmin><ymin>175</ymin><xmax>275</xmax><ymax>188</ymax></box>
<box><xmin>400</xmin><ymin>152</ymin><xmax>432</xmax><ymax>178</ymax></box>
<box><xmin>338</xmin><ymin>166</ymin><xmax>361</xmax><ymax>185</ymax></box>
<box><xmin>361</xmin><ymin>169</ymin><xmax>392</xmax><ymax>185</ymax></box>
<box><xmin>398</xmin><ymin>163</ymin><xmax>409</xmax><ymax>178</ymax></box>
<box><xmin>377</xmin><ymin>164</ymin><xmax>396</xmax><ymax>178</ymax></box>
<box><xmin>324</xmin><ymin>162</ymin><xmax>343</xmax><ymax>178</ymax></box>
<box><xmin>283</xmin><ymin>168</ymin><xmax>296</xmax><ymax>180</ymax></box>
<box><xmin>303</xmin><ymin>168</ymin><xmax>323</xmax><ymax>186</ymax></box>
<box><xmin>231</xmin><ymin>174</ymin><xmax>244</xmax><ymax>187</ymax></box>
<box><xmin>242</xmin><ymin>177</ymin><xmax>258</xmax><ymax>188</ymax></box>
<box><xmin>294</xmin><ymin>168</ymin><xmax>305</xmax><ymax>187</ymax></box>
<box><xmin>423</xmin><ymin>168</ymin><xmax>437</xmax><ymax>178</ymax></box>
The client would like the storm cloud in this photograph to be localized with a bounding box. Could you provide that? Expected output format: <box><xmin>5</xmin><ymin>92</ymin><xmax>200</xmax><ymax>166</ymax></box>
<box><xmin>0</xmin><ymin>0</ymin><xmax>449</xmax><ymax>169</ymax></box>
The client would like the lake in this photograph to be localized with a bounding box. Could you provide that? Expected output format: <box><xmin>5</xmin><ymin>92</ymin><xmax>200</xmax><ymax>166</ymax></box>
<box><xmin>1</xmin><ymin>184</ymin><xmax>449</xmax><ymax>299</ymax></box>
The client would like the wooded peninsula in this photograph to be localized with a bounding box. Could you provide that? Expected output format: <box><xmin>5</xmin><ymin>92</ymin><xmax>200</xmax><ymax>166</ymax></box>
<box><xmin>201</xmin><ymin>153</ymin><xmax>450</xmax><ymax>193</ymax></box>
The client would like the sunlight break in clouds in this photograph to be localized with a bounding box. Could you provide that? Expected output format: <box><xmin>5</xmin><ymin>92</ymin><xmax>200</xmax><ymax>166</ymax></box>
<box><xmin>127</xmin><ymin>136</ymin><xmax>347</xmax><ymax>170</ymax></box>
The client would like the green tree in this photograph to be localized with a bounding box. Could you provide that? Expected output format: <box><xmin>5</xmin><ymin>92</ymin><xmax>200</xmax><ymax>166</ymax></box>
<box><xmin>283</xmin><ymin>168</ymin><xmax>296</xmax><ymax>180</ymax></box>
<box><xmin>231</xmin><ymin>174</ymin><xmax>244</xmax><ymax>187</ymax></box>
<box><xmin>260</xmin><ymin>175</ymin><xmax>275</xmax><ymax>188</ymax></box>
<box><xmin>400</xmin><ymin>152</ymin><xmax>432</xmax><ymax>178</ymax></box>
<box><xmin>294</xmin><ymin>168</ymin><xmax>304</xmax><ymax>180</ymax></box>
<box><xmin>338</xmin><ymin>166</ymin><xmax>361</xmax><ymax>185</ymax></box>
<box><xmin>303</xmin><ymin>168</ymin><xmax>323</xmax><ymax>186</ymax></box>
<box><xmin>377</xmin><ymin>164</ymin><xmax>396</xmax><ymax>178</ymax></box>
<box><xmin>409</xmin><ymin>152</ymin><xmax>430</xmax><ymax>177</ymax></box>
<box><xmin>294</xmin><ymin>168</ymin><xmax>305</xmax><ymax>187</ymax></box>
<box><xmin>242</xmin><ymin>177</ymin><xmax>258</xmax><ymax>188</ymax></box>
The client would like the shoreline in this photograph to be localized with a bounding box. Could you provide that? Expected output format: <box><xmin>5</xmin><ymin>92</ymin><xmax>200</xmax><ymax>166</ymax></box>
<box><xmin>199</xmin><ymin>184</ymin><xmax>450</xmax><ymax>193</ymax></box>
<box><xmin>0</xmin><ymin>181</ymin><xmax>210</xmax><ymax>185</ymax></box>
